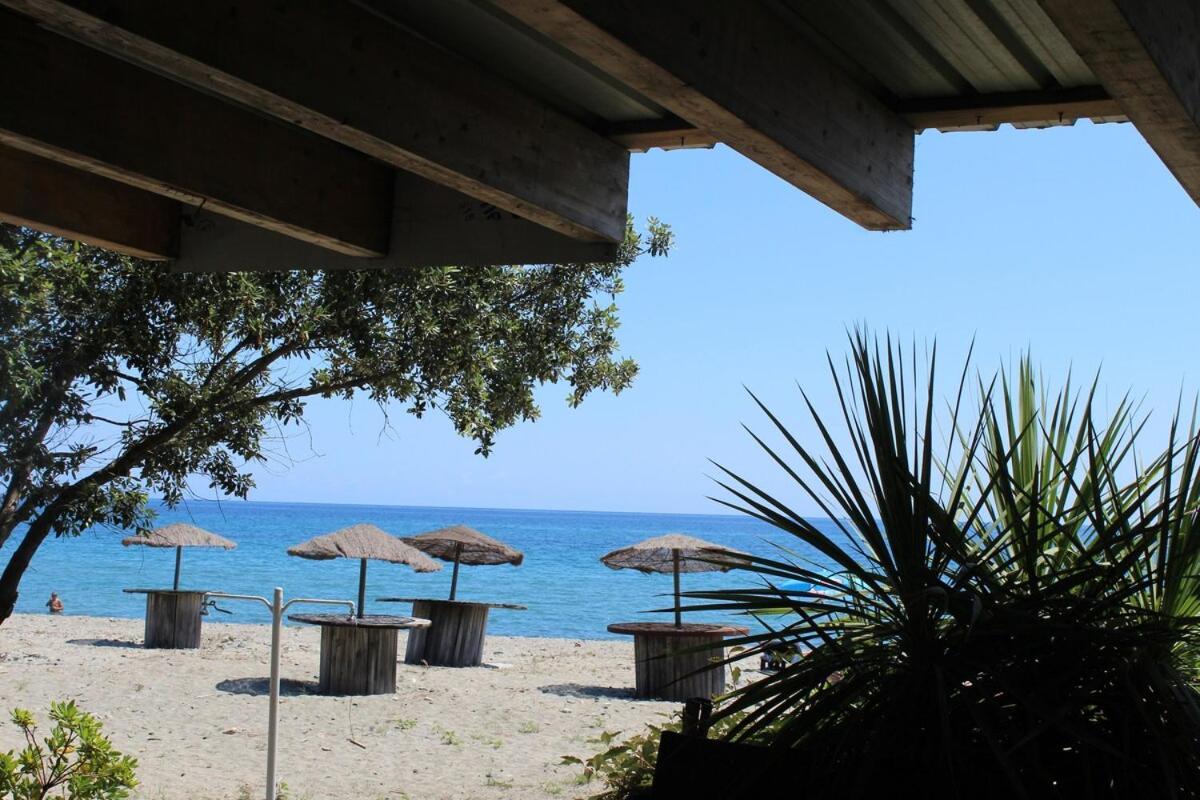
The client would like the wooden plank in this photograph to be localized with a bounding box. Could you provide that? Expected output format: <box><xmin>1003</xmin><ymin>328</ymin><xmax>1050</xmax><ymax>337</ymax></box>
<box><xmin>143</xmin><ymin>591</ymin><xmax>203</xmax><ymax>649</ymax></box>
<box><xmin>0</xmin><ymin>146</ymin><xmax>178</xmax><ymax>260</ymax></box>
<box><xmin>171</xmin><ymin>172</ymin><xmax>619</xmax><ymax>273</ymax></box>
<box><xmin>493</xmin><ymin>0</ymin><xmax>914</xmax><ymax>231</ymax></box>
<box><xmin>319</xmin><ymin>625</ymin><xmax>398</xmax><ymax>695</ymax></box>
<box><xmin>2</xmin><ymin>0</ymin><xmax>630</xmax><ymax>244</ymax></box>
<box><xmin>405</xmin><ymin>600</ymin><xmax>490</xmax><ymax>667</ymax></box>
<box><xmin>0</xmin><ymin>10</ymin><xmax>393</xmax><ymax>257</ymax></box>
<box><xmin>633</xmin><ymin>633</ymin><xmax>727</xmax><ymax>702</ymax></box>
<box><xmin>898</xmin><ymin>86</ymin><xmax>1125</xmax><ymax>131</ymax></box>
<box><xmin>1038</xmin><ymin>0</ymin><xmax>1200</xmax><ymax>205</ymax></box>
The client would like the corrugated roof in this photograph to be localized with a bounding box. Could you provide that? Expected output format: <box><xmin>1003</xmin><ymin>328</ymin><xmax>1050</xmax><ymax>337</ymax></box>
<box><xmin>362</xmin><ymin>0</ymin><xmax>676</xmax><ymax>127</ymax></box>
<box><xmin>775</xmin><ymin>0</ymin><xmax>1100</xmax><ymax>101</ymax></box>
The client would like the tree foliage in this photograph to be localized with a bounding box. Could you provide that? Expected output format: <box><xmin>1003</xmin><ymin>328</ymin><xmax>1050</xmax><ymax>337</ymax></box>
<box><xmin>0</xmin><ymin>219</ymin><xmax>671</xmax><ymax>621</ymax></box>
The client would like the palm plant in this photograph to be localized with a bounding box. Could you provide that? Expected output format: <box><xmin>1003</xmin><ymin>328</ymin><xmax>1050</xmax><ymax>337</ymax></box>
<box><xmin>687</xmin><ymin>334</ymin><xmax>1200</xmax><ymax>798</ymax></box>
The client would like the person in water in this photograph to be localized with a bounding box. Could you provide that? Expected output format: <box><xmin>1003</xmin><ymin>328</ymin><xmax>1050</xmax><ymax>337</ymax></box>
<box><xmin>46</xmin><ymin>592</ymin><xmax>63</xmax><ymax>614</ymax></box>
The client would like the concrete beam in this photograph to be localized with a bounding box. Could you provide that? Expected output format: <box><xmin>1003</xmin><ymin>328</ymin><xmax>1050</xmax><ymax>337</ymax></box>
<box><xmin>493</xmin><ymin>0</ymin><xmax>915</xmax><ymax>231</ymax></box>
<box><xmin>1039</xmin><ymin>0</ymin><xmax>1200</xmax><ymax>205</ymax></box>
<box><xmin>0</xmin><ymin>10</ymin><xmax>394</xmax><ymax>256</ymax></box>
<box><xmin>172</xmin><ymin>172</ymin><xmax>619</xmax><ymax>272</ymax></box>
<box><xmin>0</xmin><ymin>145</ymin><xmax>178</xmax><ymax>260</ymax></box>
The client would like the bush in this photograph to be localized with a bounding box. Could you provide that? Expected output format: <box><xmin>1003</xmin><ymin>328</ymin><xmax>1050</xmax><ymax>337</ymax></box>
<box><xmin>0</xmin><ymin>702</ymin><xmax>137</xmax><ymax>799</ymax></box>
<box><xmin>565</xmin><ymin>667</ymin><xmax>762</xmax><ymax>800</ymax></box>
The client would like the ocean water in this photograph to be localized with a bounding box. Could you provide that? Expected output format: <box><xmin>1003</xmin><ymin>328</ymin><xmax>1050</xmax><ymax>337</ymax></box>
<box><xmin>4</xmin><ymin>500</ymin><xmax>834</xmax><ymax>639</ymax></box>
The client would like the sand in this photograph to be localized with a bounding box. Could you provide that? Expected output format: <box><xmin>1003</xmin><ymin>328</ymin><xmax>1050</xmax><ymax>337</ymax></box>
<box><xmin>0</xmin><ymin>614</ymin><xmax>748</xmax><ymax>799</ymax></box>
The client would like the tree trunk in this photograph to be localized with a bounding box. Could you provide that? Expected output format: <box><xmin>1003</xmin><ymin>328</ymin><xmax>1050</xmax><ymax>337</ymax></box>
<box><xmin>0</xmin><ymin>515</ymin><xmax>52</xmax><ymax>623</ymax></box>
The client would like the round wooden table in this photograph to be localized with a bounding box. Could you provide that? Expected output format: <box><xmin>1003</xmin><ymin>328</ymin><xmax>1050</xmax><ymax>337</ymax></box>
<box><xmin>607</xmin><ymin>622</ymin><xmax>749</xmax><ymax>702</ymax></box>
<box><xmin>123</xmin><ymin>588</ymin><xmax>208</xmax><ymax>649</ymax></box>
<box><xmin>288</xmin><ymin>613</ymin><xmax>430</xmax><ymax>695</ymax></box>
<box><xmin>377</xmin><ymin>597</ymin><xmax>527</xmax><ymax>668</ymax></box>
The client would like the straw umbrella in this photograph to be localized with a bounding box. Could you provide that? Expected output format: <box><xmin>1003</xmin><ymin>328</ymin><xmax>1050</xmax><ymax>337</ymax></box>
<box><xmin>402</xmin><ymin>525</ymin><xmax>523</xmax><ymax>600</ymax></box>
<box><xmin>122</xmin><ymin>523</ymin><xmax>237</xmax><ymax>590</ymax></box>
<box><xmin>287</xmin><ymin>523</ymin><xmax>440</xmax><ymax>617</ymax></box>
<box><xmin>601</xmin><ymin>534</ymin><xmax>748</xmax><ymax>627</ymax></box>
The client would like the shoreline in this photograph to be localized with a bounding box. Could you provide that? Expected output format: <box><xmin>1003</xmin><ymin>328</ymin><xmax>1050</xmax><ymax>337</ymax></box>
<box><xmin>0</xmin><ymin>613</ymin><xmax>741</xmax><ymax>798</ymax></box>
<box><xmin>22</xmin><ymin>610</ymin><xmax>629</xmax><ymax>642</ymax></box>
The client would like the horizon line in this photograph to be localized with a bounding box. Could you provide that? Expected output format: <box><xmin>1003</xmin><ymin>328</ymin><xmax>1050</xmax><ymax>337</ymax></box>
<box><xmin>158</xmin><ymin>495</ymin><xmax>749</xmax><ymax>520</ymax></box>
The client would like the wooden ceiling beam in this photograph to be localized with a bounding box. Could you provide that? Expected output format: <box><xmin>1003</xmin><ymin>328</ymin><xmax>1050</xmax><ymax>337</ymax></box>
<box><xmin>0</xmin><ymin>10</ymin><xmax>393</xmax><ymax>257</ymax></box>
<box><xmin>1039</xmin><ymin>0</ymin><xmax>1200</xmax><ymax>205</ymax></box>
<box><xmin>0</xmin><ymin>146</ymin><xmax>178</xmax><ymax>261</ymax></box>
<box><xmin>898</xmin><ymin>86</ymin><xmax>1125</xmax><ymax>132</ymax></box>
<box><xmin>492</xmin><ymin>0</ymin><xmax>914</xmax><ymax>231</ymax></box>
<box><xmin>2</xmin><ymin>0</ymin><xmax>630</xmax><ymax>244</ymax></box>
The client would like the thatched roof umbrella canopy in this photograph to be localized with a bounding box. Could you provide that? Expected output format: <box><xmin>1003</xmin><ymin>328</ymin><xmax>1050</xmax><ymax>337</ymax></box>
<box><xmin>601</xmin><ymin>534</ymin><xmax>748</xmax><ymax>627</ymax></box>
<box><xmin>122</xmin><ymin>523</ymin><xmax>236</xmax><ymax>591</ymax></box>
<box><xmin>287</xmin><ymin>523</ymin><xmax>440</xmax><ymax>617</ymax></box>
<box><xmin>403</xmin><ymin>525</ymin><xmax>524</xmax><ymax>600</ymax></box>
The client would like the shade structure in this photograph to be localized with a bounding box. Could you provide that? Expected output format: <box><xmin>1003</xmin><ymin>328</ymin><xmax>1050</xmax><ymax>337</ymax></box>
<box><xmin>121</xmin><ymin>523</ymin><xmax>236</xmax><ymax>590</ymax></box>
<box><xmin>601</xmin><ymin>534</ymin><xmax>748</xmax><ymax>627</ymax></box>
<box><xmin>287</xmin><ymin>523</ymin><xmax>440</xmax><ymax>617</ymax></box>
<box><xmin>403</xmin><ymin>525</ymin><xmax>523</xmax><ymax>600</ymax></box>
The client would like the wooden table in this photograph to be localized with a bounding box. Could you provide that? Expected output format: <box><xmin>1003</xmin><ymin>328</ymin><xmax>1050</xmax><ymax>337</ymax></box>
<box><xmin>607</xmin><ymin>622</ymin><xmax>749</xmax><ymax>702</ymax></box>
<box><xmin>377</xmin><ymin>597</ymin><xmax>527</xmax><ymax>668</ymax></box>
<box><xmin>288</xmin><ymin>613</ymin><xmax>430</xmax><ymax>695</ymax></box>
<box><xmin>123</xmin><ymin>588</ymin><xmax>208</xmax><ymax>649</ymax></box>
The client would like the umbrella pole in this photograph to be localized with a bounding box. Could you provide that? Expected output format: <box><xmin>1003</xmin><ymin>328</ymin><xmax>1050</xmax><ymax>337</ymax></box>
<box><xmin>357</xmin><ymin>558</ymin><xmax>367</xmax><ymax>618</ymax></box>
<box><xmin>449</xmin><ymin>543</ymin><xmax>462</xmax><ymax>601</ymax></box>
<box><xmin>173</xmin><ymin>546</ymin><xmax>182</xmax><ymax>591</ymax></box>
<box><xmin>673</xmin><ymin>549</ymin><xmax>681</xmax><ymax>628</ymax></box>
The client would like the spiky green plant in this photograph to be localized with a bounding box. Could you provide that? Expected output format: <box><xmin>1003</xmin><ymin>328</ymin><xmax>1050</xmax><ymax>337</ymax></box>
<box><xmin>686</xmin><ymin>334</ymin><xmax>1200</xmax><ymax>798</ymax></box>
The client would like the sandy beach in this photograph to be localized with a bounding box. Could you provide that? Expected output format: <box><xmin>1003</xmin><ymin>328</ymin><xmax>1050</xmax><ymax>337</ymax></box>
<box><xmin>0</xmin><ymin>613</ymin><xmax>743</xmax><ymax>799</ymax></box>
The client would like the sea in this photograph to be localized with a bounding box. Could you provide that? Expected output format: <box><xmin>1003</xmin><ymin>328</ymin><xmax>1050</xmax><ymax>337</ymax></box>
<box><xmin>3</xmin><ymin>500</ymin><xmax>832</xmax><ymax>639</ymax></box>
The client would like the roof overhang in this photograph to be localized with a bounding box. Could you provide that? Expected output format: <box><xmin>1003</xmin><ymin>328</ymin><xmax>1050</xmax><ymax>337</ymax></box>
<box><xmin>0</xmin><ymin>0</ymin><xmax>1194</xmax><ymax>270</ymax></box>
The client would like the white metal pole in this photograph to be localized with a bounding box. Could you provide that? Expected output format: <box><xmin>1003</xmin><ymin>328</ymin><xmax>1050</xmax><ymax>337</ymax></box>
<box><xmin>201</xmin><ymin>589</ymin><xmax>352</xmax><ymax>800</ymax></box>
<box><xmin>266</xmin><ymin>587</ymin><xmax>282</xmax><ymax>800</ymax></box>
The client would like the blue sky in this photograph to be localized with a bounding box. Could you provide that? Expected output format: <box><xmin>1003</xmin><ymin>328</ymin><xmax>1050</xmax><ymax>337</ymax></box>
<box><xmin>245</xmin><ymin>121</ymin><xmax>1198</xmax><ymax>515</ymax></box>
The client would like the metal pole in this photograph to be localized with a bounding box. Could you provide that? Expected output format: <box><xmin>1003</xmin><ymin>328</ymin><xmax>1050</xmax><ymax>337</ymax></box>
<box><xmin>201</xmin><ymin>590</ymin><xmax>354</xmax><ymax>800</ymax></box>
<box><xmin>357</xmin><ymin>559</ymin><xmax>367</xmax><ymax>618</ymax></box>
<box><xmin>266</xmin><ymin>587</ymin><xmax>282</xmax><ymax>800</ymax></box>
<box><xmin>173</xmin><ymin>546</ymin><xmax>182</xmax><ymax>591</ymax></box>
<box><xmin>673</xmin><ymin>549</ymin><xmax>682</xmax><ymax>628</ymax></box>
<box><xmin>449</xmin><ymin>544</ymin><xmax>462</xmax><ymax>601</ymax></box>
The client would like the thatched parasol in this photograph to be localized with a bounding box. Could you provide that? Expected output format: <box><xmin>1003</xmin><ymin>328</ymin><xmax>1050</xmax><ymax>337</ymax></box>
<box><xmin>287</xmin><ymin>523</ymin><xmax>440</xmax><ymax>617</ymax></box>
<box><xmin>601</xmin><ymin>534</ymin><xmax>748</xmax><ymax>627</ymax></box>
<box><xmin>122</xmin><ymin>523</ymin><xmax>237</xmax><ymax>591</ymax></box>
<box><xmin>403</xmin><ymin>525</ymin><xmax>523</xmax><ymax>600</ymax></box>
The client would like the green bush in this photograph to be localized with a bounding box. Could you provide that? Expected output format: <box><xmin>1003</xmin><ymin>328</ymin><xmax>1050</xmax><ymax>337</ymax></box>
<box><xmin>0</xmin><ymin>702</ymin><xmax>137</xmax><ymax>800</ymax></box>
<box><xmin>565</xmin><ymin>667</ymin><xmax>764</xmax><ymax>800</ymax></box>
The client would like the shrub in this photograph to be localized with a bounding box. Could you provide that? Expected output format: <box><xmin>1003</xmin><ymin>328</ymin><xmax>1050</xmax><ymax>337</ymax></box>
<box><xmin>0</xmin><ymin>702</ymin><xmax>137</xmax><ymax>800</ymax></box>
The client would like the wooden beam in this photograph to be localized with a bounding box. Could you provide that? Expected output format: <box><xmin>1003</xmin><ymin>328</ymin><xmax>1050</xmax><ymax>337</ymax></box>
<box><xmin>604</xmin><ymin>120</ymin><xmax>718</xmax><ymax>153</ymax></box>
<box><xmin>2</xmin><ymin>0</ymin><xmax>630</xmax><ymax>244</ymax></box>
<box><xmin>172</xmin><ymin>172</ymin><xmax>619</xmax><ymax>273</ymax></box>
<box><xmin>1038</xmin><ymin>0</ymin><xmax>1200</xmax><ymax>205</ymax></box>
<box><xmin>898</xmin><ymin>86</ymin><xmax>1125</xmax><ymax>132</ymax></box>
<box><xmin>0</xmin><ymin>145</ymin><xmax>178</xmax><ymax>260</ymax></box>
<box><xmin>0</xmin><ymin>10</ymin><xmax>393</xmax><ymax>257</ymax></box>
<box><xmin>492</xmin><ymin>0</ymin><xmax>914</xmax><ymax>231</ymax></box>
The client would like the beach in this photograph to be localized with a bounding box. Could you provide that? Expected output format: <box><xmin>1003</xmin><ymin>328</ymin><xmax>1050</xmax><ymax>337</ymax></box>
<box><xmin>0</xmin><ymin>614</ymin><xmax>745</xmax><ymax>799</ymax></box>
